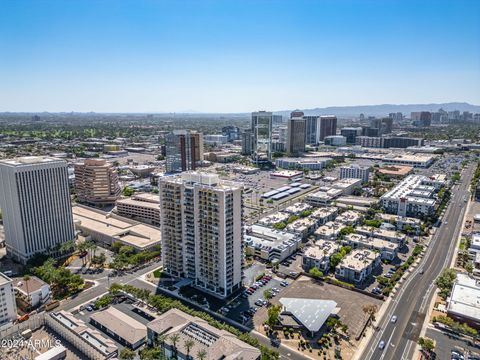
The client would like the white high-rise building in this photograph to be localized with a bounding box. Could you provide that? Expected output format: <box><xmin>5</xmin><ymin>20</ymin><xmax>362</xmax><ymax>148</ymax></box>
<box><xmin>159</xmin><ymin>172</ymin><xmax>243</xmax><ymax>299</ymax></box>
<box><xmin>0</xmin><ymin>157</ymin><xmax>75</xmax><ymax>264</ymax></box>
<box><xmin>0</xmin><ymin>272</ymin><xmax>17</xmax><ymax>329</ymax></box>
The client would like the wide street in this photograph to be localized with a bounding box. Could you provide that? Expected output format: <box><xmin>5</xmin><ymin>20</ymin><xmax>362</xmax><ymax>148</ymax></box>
<box><xmin>360</xmin><ymin>163</ymin><xmax>475</xmax><ymax>360</ymax></box>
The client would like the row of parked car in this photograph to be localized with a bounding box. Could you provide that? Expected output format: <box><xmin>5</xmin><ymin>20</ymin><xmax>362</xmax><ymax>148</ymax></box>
<box><xmin>243</xmin><ymin>274</ymin><xmax>273</xmax><ymax>297</ymax></box>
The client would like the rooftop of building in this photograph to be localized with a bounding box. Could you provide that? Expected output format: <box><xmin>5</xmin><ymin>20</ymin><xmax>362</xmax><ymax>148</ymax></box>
<box><xmin>0</xmin><ymin>156</ymin><xmax>64</xmax><ymax>167</ymax></box>
<box><xmin>279</xmin><ymin>298</ymin><xmax>338</xmax><ymax>333</ymax></box>
<box><xmin>304</xmin><ymin>240</ymin><xmax>339</xmax><ymax>259</ymax></box>
<box><xmin>90</xmin><ymin>306</ymin><xmax>147</xmax><ymax>345</ymax></box>
<box><xmin>0</xmin><ymin>272</ymin><xmax>12</xmax><ymax>286</ymax></box>
<box><xmin>50</xmin><ymin>311</ymin><xmax>117</xmax><ymax>356</ymax></box>
<box><xmin>116</xmin><ymin>197</ymin><xmax>160</xmax><ymax>210</ymax></box>
<box><xmin>245</xmin><ymin>224</ymin><xmax>300</xmax><ymax>251</ymax></box>
<box><xmin>284</xmin><ymin>202</ymin><xmax>312</xmax><ymax>214</ymax></box>
<box><xmin>355</xmin><ymin>226</ymin><xmax>406</xmax><ymax>240</ymax></box>
<box><xmin>72</xmin><ymin>205</ymin><xmax>161</xmax><ymax>249</ymax></box>
<box><xmin>258</xmin><ymin>212</ymin><xmax>290</xmax><ymax>225</ymax></box>
<box><xmin>339</xmin><ymin>249</ymin><xmax>380</xmax><ymax>271</ymax></box>
<box><xmin>310</xmin><ymin>207</ymin><xmax>338</xmax><ymax>219</ymax></box>
<box><xmin>335</xmin><ymin>210</ymin><xmax>363</xmax><ymax>224</ymax></box>
<box><xmin>13</xmin><ymin>276</ymin><xmax>49</xmax><ymax>295</ymax></box>
<box><xmin>448</xmin><ymin>274</ymin><xmax>480</xmax><ymax>322</ymax></box>
<box><xmin>344</xmin><ymin>234</ymin><xmax>399</xmax><ymax>251</ymax></box>
<box><xmin>147</xmin><ymin>309</ymin><xmax>261</xmax><ymax>360</ymax></box>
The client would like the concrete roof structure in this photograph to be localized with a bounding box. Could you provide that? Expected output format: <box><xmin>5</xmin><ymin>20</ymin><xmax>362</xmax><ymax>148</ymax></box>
<box><xmin>279</xmin><ymin>298</ymin><xmax>338</xmax><ymax>333</ymax></box>
<box><xmin>447</xmin><ymin>274</ymin><xmax>480</xmax><ymax>324</ymax></box>
<box><xmin>147</xmin><ymin>309</ymin><xmax>261</xmax><ymax>360</ymax></box>
<box><xmin>90</xmin><ymin>307</ymin><xmax>147</xmax><ymax>346</ymax></box>
<box><xmin>72</xmin><ymin>205</ymin><xmax>161</xmax><ymax>250</ymax></box>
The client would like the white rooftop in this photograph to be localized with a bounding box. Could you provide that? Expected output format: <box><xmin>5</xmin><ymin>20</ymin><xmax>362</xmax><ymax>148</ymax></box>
<box><xmin>280</xmin><ymin>298</ymin><xmax>338</xmax><ymax>333</ymax></box>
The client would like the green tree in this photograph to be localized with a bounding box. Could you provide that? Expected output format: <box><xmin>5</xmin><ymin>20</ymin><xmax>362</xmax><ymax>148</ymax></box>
<box><xmin>119</xmin><ymin>348</ymin><xmax>136</xmax><ymax>360</ymax></box>
<box><xmin>184</xmin><ymin>339</ymin><xmax>195</xmax><ymax>359</ymax></box>
<box><xmin>309</xmin><ymin>267</ymin><xmax>323</xmax><ymax>279</ymax></box>
<box><xmin>435</xmin><ymin>268</ymin><xmax>457</xmax><ymax>299</ymax></box>
<box><xmin>122</xmin><ymin>186</ymin><xmax>135</xmax><ymax>197</ymax></box>
<box><xmin>418</xmin><ymin>337</ymin><xmax>435</xmax><ymax>353</ymax></box>
<box><xmin>197</xmin><ymin>349</ymin><xmax>207</xmax><ymax>360</ymax></box>
<box><xmin>266</xmin><ymin>304</ymin><xmax>282</xmax><ymax>327</ymax></box>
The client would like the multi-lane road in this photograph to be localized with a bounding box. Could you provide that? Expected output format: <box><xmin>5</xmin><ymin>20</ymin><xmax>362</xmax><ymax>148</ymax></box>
<box><xmin>361</xmin><ymin>164</ymin><xmax>475</xmax><ymax>360</ymax></box>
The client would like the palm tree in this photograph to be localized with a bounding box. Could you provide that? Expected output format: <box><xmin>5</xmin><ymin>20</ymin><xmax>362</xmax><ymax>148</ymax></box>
<box><xmin>156</xmin><ymin>333</ymin><xmax>168</xmax><ymax>357</ymax></box>
<box><xmin>197</xmin><ymin>349</ymin><xmax>207</xmax><ymax>360</ymax></box>
<box><xmin>169</xmin><ymin>334</ymin><xmax>180</xmax><ymax>356</ymax></box>
<box><xmin>184</xmin><ymin>339</ymin><xmax>194</xmax><ymax>359</ymax></box>
<box><xmin>23</xmin><ymin>275</ymin><xmax>31</xmax><ymax>311</ymax></box>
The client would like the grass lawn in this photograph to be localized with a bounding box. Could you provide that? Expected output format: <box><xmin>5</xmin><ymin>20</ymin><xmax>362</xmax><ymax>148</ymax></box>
<box><xmin>153</xmin><ymin>269</ymin><xmax>162</xmax><ymax>278</ymax></box>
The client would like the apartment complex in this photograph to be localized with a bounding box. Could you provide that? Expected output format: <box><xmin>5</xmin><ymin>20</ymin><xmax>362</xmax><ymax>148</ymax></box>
<box><xmin>74</xmin><ymin>159</ymin><xmax>121</xmax><ymax>206</ymax></box>
<box><xmin>340</xmin><ymin>165</ymin><xmax>370</xmax><ymax>183</ymax></box>
<box><xmin>287</xmin><ymin>111</ymin><xmax>306</xmax><ymax>156</ymax></box>
<box><xmin>159</xmin><ymin>172</ymin><xmax>243</xmax><ymax>298</ymax></box>
<box><xmin>0</xmin><ymin>272</ymin><xmax>17</xmax><ymax>330</ymax></box>
<box><xmin>115</xmin><ymin>193</ymin><xmax>160</xmax><ymax>226</ymax></box>
<box><xmin>165</xmin><ymin>130</ymin><xmax>204</xmax><ymax>173</ymax></box>
<box><xmin>335</xmin><ymin>249</ymin><xmax>381</xmax><ymax>285</ymax></box>
<box><xmin>381</xmin><ymin>174</ymin><xmax>441</xmax><ymax>218</ymax></box>
<box><xmin>0</xmin><ymin>156</ymin><xmax>75</xmax><ymax>264</ymax></box>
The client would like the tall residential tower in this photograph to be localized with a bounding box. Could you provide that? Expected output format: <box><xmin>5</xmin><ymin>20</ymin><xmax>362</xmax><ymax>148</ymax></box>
<box><xmin>165</xmin><ymin>130</ymin><xmax>204</xmax><ymax>173</ymax></box>
<box><xmin>159</xmin><ymin>172</ymin><xmax>243</xmax><ymax>299</ymax></box>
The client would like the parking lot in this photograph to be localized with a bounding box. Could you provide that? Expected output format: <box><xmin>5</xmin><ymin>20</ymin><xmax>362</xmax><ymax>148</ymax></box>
<box><xmin>253</xmin><ymin>275</ymin><xmax>383</xmax><ymax>339</ymax></box>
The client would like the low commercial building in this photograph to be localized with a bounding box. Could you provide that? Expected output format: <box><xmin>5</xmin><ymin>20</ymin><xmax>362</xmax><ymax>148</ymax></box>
<box><xmin>335</xmin><ymin>249</ymin><xmax>381</xmax><ymax>285</ymax></box>
<box><xmin>303</xmin><ymin>240</ymin><xmax>340</xmax><ymax>272</ymax></box>
<box><xmin>0</xmin><ymin>272</ymin><xmax>17</xmax><ymax>330</ymax></box>
<box><xmin>147</xmin><ymin>309</ymin><xmax>261</xmax><ymax>360</ymax></box>
<box><xmin>335</xmin><ymin>210</ymin><xmax>363</xmax><ymax>226</ymax></box>
<box><xmin>90</xmin><ymin>307</ymin><xmax>147</xmax><ymax>349</ymax></box>
<box><xmin>13</xmin><ymin>276</ymin><xmax>50</xmax><ymax>309</ymax></box>
<box><xmin>46</xmin><ymin>311</ymin><xmax>117</xmax><ymax>359</ymax></box>
<box><xmin>279</xmin><ymin>298</ymin><xmax>338</xmax><ymax>336</ymax></box>
<box><xmin>115</xmin><ymin>193</ymin><xmax>160</xmax><ymax>226</ymax></box>
<box><xmin>270</xmin><ymin>170</ymin><xmax>303</xmax><ymax>179</ymax></box>
<box><xmin>382</xmin><ymin>154</ymin><xmax>434</xmax><ymax>168</ymax></box>
<box><xmin>245</xmin><ymin>225</ymin><xmax>301</xmax><ymax>263</ymax></box>
<box><xmin>355</xmin><ymin>226</ymin><xmax>406</xmax><ymax>245</ymax></box>
<box><xmin>306</xmin><ymin>189</ymin><xmax>343</xmax><ymax>206</ymax></box>
<box><xmin>335</xmin><ymin>196</ymin><xmax>379</xmax><ymax>210</ymax></box>
<box><xmin>72</xmin><ymin>205</ymin><xmax>161</xmax><ymax>251</ymax></box>
<box><xmin>342</xmin><ymin>234</ymin><xmax>398</xmax><ymax>260</ymax></box>
<box><xmin>447</xmin><ymin>274</ymin><xmax>480</xmax><ymax>329</ymax></box>
<box><xmin>324</xmin><ymin>135</ymin><xmax>346</xmax><ymax>147</ymax></box>
<box><xmin>331</xmin><ymin>178</ymin><xmax>363</xmax><ymax>195</ymax></box>
<box><xmin>275</xmin><ymin>157</ymin><xmax>333</xmax><ymax>171</ymax></box>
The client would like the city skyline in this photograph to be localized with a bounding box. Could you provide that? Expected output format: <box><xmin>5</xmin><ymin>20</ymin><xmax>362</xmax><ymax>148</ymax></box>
<box><xmin>1</xmin><ymin>0</ymin><xmax>479</xmax><ymax>113</ymax></box>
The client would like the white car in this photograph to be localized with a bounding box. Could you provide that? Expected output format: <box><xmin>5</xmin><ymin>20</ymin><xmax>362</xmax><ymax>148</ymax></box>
<box><xmin>391</xmin><ymin>315</ymin><xmax>397</xmax><ymax>323</ymax></box>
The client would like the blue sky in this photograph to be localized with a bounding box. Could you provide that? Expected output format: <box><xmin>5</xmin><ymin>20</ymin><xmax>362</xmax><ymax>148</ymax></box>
<box><xmin>0</xmin><ymin>0</ymin><xmax>479</xmax><ymax>112</ymax></box>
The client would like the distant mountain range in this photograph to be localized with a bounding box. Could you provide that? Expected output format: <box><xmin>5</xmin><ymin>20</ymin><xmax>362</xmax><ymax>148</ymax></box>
<box><xmin>273</xmin><ymin>102</ymin><xmax>480</xmax><ymax>118</ymax></box>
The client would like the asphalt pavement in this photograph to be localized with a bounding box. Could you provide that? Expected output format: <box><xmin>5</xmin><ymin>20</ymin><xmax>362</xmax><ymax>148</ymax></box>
<box><xmin>360</xmin><ymin>164</ymin><xmax>475</xmax><ymax>360</ymax></box>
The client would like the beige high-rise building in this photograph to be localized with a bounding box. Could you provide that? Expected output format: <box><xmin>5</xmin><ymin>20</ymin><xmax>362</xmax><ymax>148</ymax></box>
<box><xmin>159</xmin><ymin>172</ymin><xmax>243</xmax><ymax>299</ymax></box>
<box><xmin>74</xmin><ymin>159</ymin><xmax>121</xmax><ymax>206</ymax></box>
